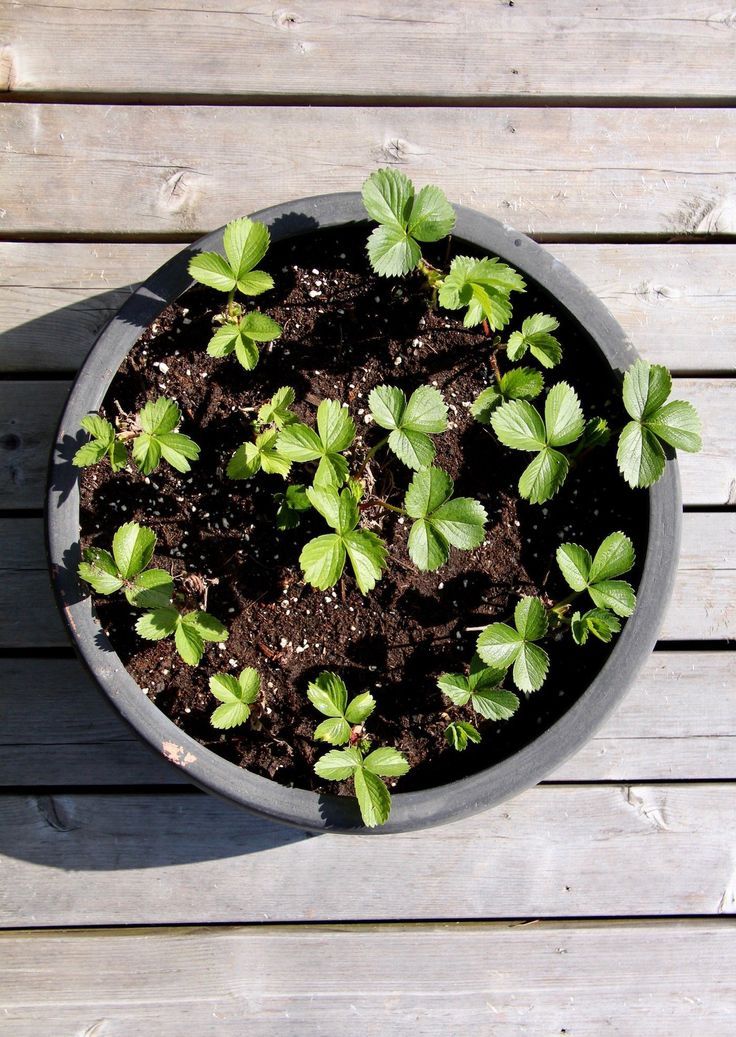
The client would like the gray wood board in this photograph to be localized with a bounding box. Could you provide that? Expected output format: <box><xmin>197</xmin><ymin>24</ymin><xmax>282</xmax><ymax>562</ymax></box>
<box><xmin>1</xmin><ymin>921</ymin><xmax>735</xmax><ymax>1036</ymax></box>
<box><xmin>3</xmin><ymin>0</ymin><xmax>736</xmax><ymax>99</ymax></box>
<box><xmin>2</xmin><ymin>105</ymin><xmax>735</xmax><ymax>236</ymax></box>
<box><xmin>1</xmin><ymin>785</ymin><xmax>735</xmax><ymax>924</ymax></box>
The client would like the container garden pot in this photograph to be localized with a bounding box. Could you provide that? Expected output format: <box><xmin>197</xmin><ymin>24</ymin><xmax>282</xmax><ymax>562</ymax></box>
<box><xmin>47</xmin><ymin>192</ymin><xmax>681</xmax><ymax>833</ymax></box>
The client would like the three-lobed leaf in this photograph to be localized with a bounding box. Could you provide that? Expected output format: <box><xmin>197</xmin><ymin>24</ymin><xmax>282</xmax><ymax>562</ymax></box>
<box><xmin>188</xmin><ymin>217</ymin><xmax>274</xmax><ymax>296</ymax></box>
<box><xmin>476</xmin><ymin>596</ymin><xmax>550</xmax><ymax>693</ymax></box>
<box><xmin>507</xmin><ymin>313</ymin><xmax>562</xmax><ymax>368</ymax></box>
<box><xmin>617</xmin><ymin>360</ymin><xmax>701</xmax><ymax>488</ymax></box>
<box><xmin>277</xmin><ymin>399</ymin><xmax>355</xmax><ymax>487</ymax></box>
<box><xmin>209</xmin><ymin>667</ymin><xmax>261</xmax><ymax>729</ymax></box>
<box><xmin>132</xmin><ymin>397</ymin><xmax>200</xmax><ymax>476</ymax></box>
<box><xmin>300</xmin><ymin>486</ymin><xmax>387</xmax><ymax>594</ymax></box>
<box><xmin>368</xmin><ymin>384</ymin><xmax>448</xmax><ymax>469</ymax></box>
<box><xmin>556</xmin><ymin>532</ymin><xmax>637</xmax><ymax>618</ymax></box>
<box><xmin>313</xmin><ymin>741</ymin><xmax>410</xmax><ymax>827</ymax></box>
<box><xmin>136</xmin><ymin>606</ymin><xmax>228</xmax><ymax>666</ymax></box>
<box><xmin>445</xmin><ymin>720</ymin><xmax>482</xmax><ymax>751</ymax></box>
<box><xmin>73</xmin><ymin>415</ymin><xmax>127</xmax><ymax>471</ymax></box>
<box><xmin>438</xmin><ymin>255</ymin><xmax>526</xmax><ymax>329</ymax></box>
<box><xmin>404</xmin><ymin>467</ymin><xmax>487</xmax><ymax>571</ymax></box>
<box><xmin>308</xmin><ymin>672</ymin><xmax>376</xmax><ymax>745</ymax></box>
<box><xmin>227</xmin><ymin>428</ymin><xmax>291</xmax><ymax>480</ymax></box>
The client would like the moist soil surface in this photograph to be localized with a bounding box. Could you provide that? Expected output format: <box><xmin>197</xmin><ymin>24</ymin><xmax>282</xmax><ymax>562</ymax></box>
<box><xmin>79</xmin><ymin>223</ymin><xmax>648</xmax><ymax>796</ymax></box>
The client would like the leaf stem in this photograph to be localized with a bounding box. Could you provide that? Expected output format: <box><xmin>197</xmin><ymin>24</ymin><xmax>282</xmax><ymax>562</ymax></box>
<box><xmin>226</xmin><ymin>288</ymin><xmax>236</xmax><ymax>320</ymax></box>
<box><xmin>369</xmin><ymin>497</ymin><xmax>407</xmax><ymax>516</ymax></box>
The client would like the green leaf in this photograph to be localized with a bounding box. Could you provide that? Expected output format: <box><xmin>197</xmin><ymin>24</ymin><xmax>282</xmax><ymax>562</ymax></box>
<box><xmin>131</xmin><ymin>433</ymin><xmax>162</xmax><ymax>475</ymax></box>
<box><xmin>363</xmin><ymin>747</ymin><xmax>410</xmax><ymax>777</ymax></box>
<box><xmin>472</xmin><ymin>687</ymin><xmax>520</xmax><ymax>721</ymax></box>
<box><xmin>188</xmin><ymin>251</ymin><xmax>237</xmax><ymax>292</ymax></box>
<box><xmin>445</xmin><ymin>720</ymin><xmax>482</xmax><ymax>751</ymax></box>
<box><xmin>354</xmin><ymin>767</ymin><xmax>392</xmax><ymax>827</ymax></box>
<box><xmin>622</xmin><ymin>360</ymin><xmax>672</xmax><ymax>421</ymax></box>
<box><xmin>367</xmin><ymin>385</ymin><xmax>405</xmax><ymax>429</ymax></box>
<box><xmin>236</xmin><ymin>269</ymin><xmax>274</xmax><ymax>296</ymax></box>
<box><xmin>275</xmin><ymin>483</ymin><xmax>311</xmax><ymax>529</ymax></box>
<box><xmin>544</xmin><ymin>383</ymin><xmax>584</xmax><ymax>447</ymax></box>
<box><xmin>344</xmin><ymin>530</ymin><xmax>388</xmax><ymax>594</ymax></box>
<box><xmin>617</xmin><ymin>421</ymin><xmax>666</xmax><ymax>488</ymax></box>
<box><xmin>556</xmin><ymin>543</ymin><xmax>593</xmax><ymax>592</ymax></box>
<box><xmin>314</xmin><ymin>747</ymin><xmax>362</xmax><ymax>781</ymax></box>
<box><xmin>135</xmin><ymin>606</ymin><xmax>178</xmax><ymax>641</ymax></box>
<box><xmin>499</xmin><ymin>366</ymin><xmax>544</xmax><ymax>401</ymax></box>
<box><xmin>228</xmin><ymin>430</ymin><xmax>290</xmax><ymax>480</ymax></box>
<box><xmin>74</xmin><ymin>415</ymin><xmax>116</xmax><ymax>468</ymax></box>
<box><xmin>512</xmin><ymin>642</ymin><xmax>550</xmax><ymax>693</ymax></box>
<box><xmin>277</xmin><ymin>423</ymin><xmax>324</xmax><ymax>462</ymax></box>
<box><xmin>209</xmin><ymin>667</ymin><xmax>260</xmax><ymax>729</ymax></box>
<box><xmin>438</xmin><ymin>255</ymin><xmax>525</xmax><ymax>330</ymax></box>
<box><xmin>367</xmin><ymin>224</ymin><xmax>421</xmax><ymax>277</ymax></box>
<box><xmin>514</xmin><ymin>596</ymin><xmax>548</xmax><ymax>640</ymax></box>
<box><xmin>362</xmin><ymin>168</ymin><xmax>413</xmax><ymax>229</ymax></box>
<box><xmin>507</xmin><ymin>313</ymin><xmax>562</xmax><ymax>368</ymax></box>
<box><xmin>407</xmin><ymin>184</ymin><xmax>456</xmax><ymax>241</ymax></box>
<box><xmin>345</xmin><ymin>691</ymin><xmax>377</xmax><ymax>725</ymax></box>
<box><xmin>518</xmin><ymin>447</ymin><xmax>569</xmax><ymax>504</ymax></box>
<box><xmin>372</xmin><ymin>384</ymin><xmax>448</xmax><ymax>469</ymax></box>
<box><xmin>81</xmin><ymin>414</ymin><xmax>115</xmax><ymax>444</ymax></box>
<box><xmin>476</xmin><ymin>622</ymin><xmax>523</xmax><ymax>671</ymax></box>
<box><xmin>437</xmin><ymin>673</ymin><xmax>472</xmax><ymax>707</ymax></box>
<box><xmin>589</xmin><ymin>532</ymin><xmax>635</xmax><ymax>583</ymax></box>
<box><xmin>646</xmin><ymin>400</ymin><xmax>701</xmax><ymax>452</ymax></box>
<box><xmin>109</xmin><ymin>439</ymin><xmax>128</xmax><ymax>471</ymax></box>
<box><xmin>227</xmin><ymin>441</ymin><xmax>262</xmax><ymax>479</ymax></box>
<box><xmin>577</xmin><ymin>417</ymin><xmax>611</xmax><ymax>452</ymax></box>
<box><xmin>314</xmin><ymin>717</ymin><xmax>351</xmax><ymax>744</ymax></box>
<box><xmin>223</xmin><ymin>218</ymin><xmax>270</xmax><ymax>280</ymax></box>
<box><xmin>308</xmin><ymin>671</ymin><xmax>348</xmax><ymax>717</ymax></box>
<box><xmin>258</xmin><ymin>386</ymin><xmax>297</xmax><ymax>428</ymax></box>
<box><xmin>588</xmin><ymin>580</ymin><xmax>637</xmax><ymax>618</ymax></box>
<box><xmin>317</xmin><ymin>399</ymin><xmax>355</xmax><ymax>453</ymax></box>
<box><xmin>278</xmin><ymin>401</ymin><xmax>354</xmax><ymax>487</ymax></box>
<box><xmin>73</xmin><ymin>440</ymin><xmax>109</xmax><ymax>467</ymax></box>
<box><xmin>470</xmin><ymin>385</ymin><xmax>504</xmax><ymax>424</ymax></box>
<box><xmin>112</xmin><ymin>522</ymin><xmax>156</xmax><ymax>580</ymax></box>
<box><xmin>430</xmin><ymin>497</ymin><xmax>487</xmax><ymax>550</ymax></box>
<box><xmin>78</xmin><ymin>548</ymin><xmax>124</xmax><ymax>596</ymax></box>
<box><xmin>184</xmin><ymin>611</ymin><xmax>228</xmax><ymax>642</ymax></box>
<box><xmin>490</xmin><ymin>399</ymin><xmax>546</xmax><ymax>451</ymax></box>
<box><xmin>571</xmin><ymin>608</ymin><xmax>622</xmax><ymax>645</ymax></box>
<box><xmin>156</xmin><ymin>432</ymin><xmax>200</xmax><ymax>473</ymax></box>
<box><xmin>404</xmin><ymin>466</ymin><xmax>453</xmax><ymax>518</ymax></box>
<box><xmin>126</xmin><ymin>568</ymin><xmax>174</xmax><ymax>608</ymax></box>
<box><xmin>300</xmin><ymin>533</ymin><xmax>346</xmax><ymax>590</ymax></box>
<box><xmin>138</xmin><ymin>397</ymin><xmax>180</xmax><ymax>436</ymax></box>
<box><xmin>406</xmin><ymin>518</ymin><xmax>448</xmax><ymax>572</ymax></box>
<box><xmin>174</xmin><ymin>619</ymin><xmax>204</xmax><ymax>666</ymax></box>
<box><xmin>388</xmin><ymin>427</ymin><xmax>437</xmax><ymax>470</ymax></box>
<box><xmin>208</xmin><ymin>313</ymin><xmax>280</xmax><ymax>370</ymax></box>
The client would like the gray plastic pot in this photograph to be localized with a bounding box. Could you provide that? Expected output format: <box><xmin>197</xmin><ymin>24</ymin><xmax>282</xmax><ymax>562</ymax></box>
<box><xmin>47</xmin><ymin>193</ymin><xmax>681</xmax><ymax>833</ymax></box>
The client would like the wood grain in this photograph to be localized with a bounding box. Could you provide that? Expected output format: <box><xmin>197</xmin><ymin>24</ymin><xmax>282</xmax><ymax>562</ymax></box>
<box><xmin>1</xmin><ymin>651</ymin><xmax>733</xmax><ymax>787</ymax></box>
<box><xmin>3</xmin><ymin>0</ymin><xmax>736</xmax><ymax>100</ymax></box>
<box><xmin>1</xmin><ymin>784</ymin><xmax>735</xmax><ymax>924</ymax></box>
<box><xmin>2</xmin><ymin>242</ymin><xmax>735</xmax><ymax>374</ymax></box>
<box><xmin>2</xmin><ymin>379</ymin><xmax>732</xmax><ymax>510</ymax></box>
<box><xmin>2</xmin><ymin>104</ymin><xmax>735</xmax><ymax>236</ymax></box>
<box><xmin>1</xmin><ymin>921</ymin><xmax>734</xmax><ymax>1036</ymax></box>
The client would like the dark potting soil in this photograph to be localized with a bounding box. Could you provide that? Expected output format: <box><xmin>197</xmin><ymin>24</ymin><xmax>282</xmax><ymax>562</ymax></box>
<box><xmin>79</xmin><ymin>223</ymin><xmax>648</xmax><ymax>797</ymax></box>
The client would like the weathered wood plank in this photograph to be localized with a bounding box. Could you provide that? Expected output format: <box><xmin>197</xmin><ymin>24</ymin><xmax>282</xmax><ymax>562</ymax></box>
<box><xmin>1</xmin><ymin>921</ymin><xmax>734</xmax><ymax>1036</ymax></box>
<box><xmin>1</xmin><ymin>784</ymin><xmax>734</xmax><ymax>924</ymax></box>
<box><xmin>1</xmin><ymin>380</ymin><xmax>733</xmax><ymax>510</ymax></box>
<box><xmin>1</xmin><ymin>651</ymin><xmax>733</xmax><ymax>787</ymax></box>
<box><xmin>2</xmin><ymin>242</ymin><xmax>734</xmax><ymax>374</ymax></box>
<box><xmin>1</xmin><ymin>511</ymin><xmax>733</xmax><ymax>648</ymax></box>
<box><xmin>2</xmin><ymin>104</ymin><xmax>735</xmax><ymax>236</ymax></box>
<box><xmin>3</xmin><ymin>0</ymin><xmax>736</xmax><ymax>100</ymax></box>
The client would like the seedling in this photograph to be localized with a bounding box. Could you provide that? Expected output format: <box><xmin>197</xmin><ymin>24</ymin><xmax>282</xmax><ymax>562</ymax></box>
<box><xmin>490</xmin><ymin>382</ymin><xmax>585</xmax><ymax>504</ymax></box>
<box><xmin>207</xmin><ymin>311</ymin><xmax>282</xmax><ymax>372</ymax></box>
<box><xmin>570</xmin><ymin>608</ymin><xmax>622</xmax><ymax>645</ymax></box>
<box><xmin>362</xmin><ymin>168</ymin><xmax>455</xmax><ymax>277</ymax></box>
<box><xmin>300</xmin><ymin>484</ymin><xmax>387</xmax><ymax>594</ymax></box>
<box><xmin>78</xmin><ymin>521</ymin><xmax>173</xmax><ymax>607</ymax></box>
<box><xmin>477</xmin><ymin>596</ymin><xmax>550</xmax><ymax>693</ymax></box>
<box><xmin>188</xmin><ymin>217</ymin><xmax>274</xmax><ymax>305</ymax></box>
<box><xmin>227</xmin><ymin>428</ymin><xmax>291</xmax><ymax>480</ymax></box>
<box><xmin>277</xmin><ymin>399</ymin><xmax>356</xmax><ymax>487</ymax></box>
<box><xmin>73</xmin><ymin>415</ymin><xmax>127</xmax><ymax>472</ymax></box>
<box><xmin>556</xmin><ymin>531</ymin><xmax>637</xmax><ymax>618</ymax></box>
<box><xmin>73</xmin><ymin>397</ymin><xmax>200</xmax><ymax>476</ymax></box>
<box><xmin>506</xmin><ymin>313</ymin><xmax>562</xmax><ymax>368</ymax></box>
<box><xmin>403</xmin><ymin>467</ymin><xmax>487</xmax><ymax>571</ymax></box>
<box><xmin>136</xmin><ymin>605</ymin><xmax>228</xmax><ymax>666</ymax></box>
<box><xmin>314</xmin><ymin>743</ymin><xmax>410</xmax><ymax>827</ymax></box>
<box><xmin>445</xmin><ymin>720</ymin><xmax>482</xmax><ymax>751</ymax></box>
<box><xmin>367</xmin><ymin>384</ymin><xmax>448</xmax><ymax>470</ymax></box>
<box><xmin>307</xmin><ymin>671</ymin><xmax>376</xmax><ymax>745</ymax></box>
<box><xmin>437</xmin><ymin>255</ymin><xmax>526</xmax><ymax>329</ymax></box>
<box><xmin>471</xmin><ymin>366</ymin><xmax>544</xmax><ymax>423</ymax></box>
<box><xmin>438</xmin><ymin>657</ymin><xmax>520</xmax><ymax>720</ymax></box>
<box><xmin>617</xmin><ymin>359</ymin><xmax>701</xmax><ymax>488</ymax></box>
<box><xmin>209</xmin><ymin>668</ymin><xmax>261</xmax><ymax>729</ymax></box>
<box><xmin>256</xmin><ymin>386</ymin><xmax>298</xmax><ymax>429</ymax></box>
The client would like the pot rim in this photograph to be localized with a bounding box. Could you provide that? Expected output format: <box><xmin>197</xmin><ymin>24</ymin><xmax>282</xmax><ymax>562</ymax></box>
<box><xmin>46</xmin><ymin>192</ymin><xmax>681</xmax><ymax>833</ymax></box>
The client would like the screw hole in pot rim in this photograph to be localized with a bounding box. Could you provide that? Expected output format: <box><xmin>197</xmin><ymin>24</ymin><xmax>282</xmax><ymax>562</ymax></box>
<box><xmin>46</xmin><ymin>192</ymin><xmax>681</xmax><ymax>834</ymax></box>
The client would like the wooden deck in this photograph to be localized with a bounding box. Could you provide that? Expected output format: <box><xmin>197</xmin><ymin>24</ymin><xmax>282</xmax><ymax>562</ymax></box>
<box><xmin>1</xmin><ymin>3</ymin><xmax>735</xmax><ymax>1033</ymax></box>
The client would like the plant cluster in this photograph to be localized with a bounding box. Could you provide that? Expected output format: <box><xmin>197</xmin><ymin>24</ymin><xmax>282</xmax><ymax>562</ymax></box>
<box><xmin>73</xmin><ymin>167</ymin><xmax>702</xmax><ymax>826</ymax></box>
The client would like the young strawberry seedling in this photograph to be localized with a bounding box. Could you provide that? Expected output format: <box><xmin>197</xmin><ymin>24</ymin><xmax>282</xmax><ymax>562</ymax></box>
<box><xmin>308</xmin><ymin>672</ymin><xmax>375</xmax><ymax>746</ymax></box>
<box><xmin>209</xmin><ymin>668</ymin><xmax>261</xmax><ymax>729</ymax></box>
<box><xmin>314</xmin><ymin>744</ymin><xmax>410</xmax><ymax>827</ymax></box>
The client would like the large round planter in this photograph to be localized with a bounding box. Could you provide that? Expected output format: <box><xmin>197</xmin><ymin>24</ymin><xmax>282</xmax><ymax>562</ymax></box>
<box><xmin>47</xmin><ymin>193</ymin><xmax>681</xmax><ymax>833</ymax></box>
